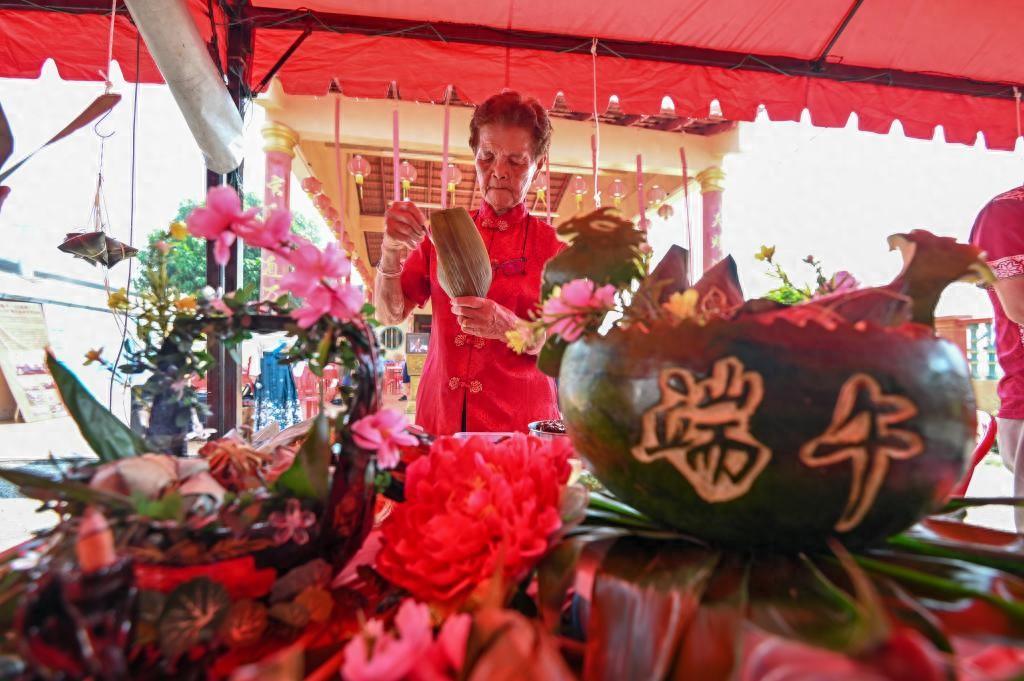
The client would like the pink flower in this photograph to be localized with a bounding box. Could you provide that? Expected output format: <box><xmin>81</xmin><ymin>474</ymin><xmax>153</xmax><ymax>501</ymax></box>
<box><xmin>341</xmin><ymin>599</ymin><xmax>470</xmax><ymax>681</ymax></box>
<box><xmin>291</xmin><ymin>283</ymin><xmax>364</xmax><ymax>328</ymax></box>
<box><xmin>352</xmin><ymin>409</ymin><xmax>418</xmax><ymax>469</ymax></box>
<box><xmin>209</xmin><ymin>297</ymin><xmax>233</xmax><ymax>317</ymax></box>
<box><xmin>269</xmin><ymin>498</ymin><xmax>316</xmax><ymax>546</ymax></box>
<box><xmin>236</xmin><ymin>208</ymin><xmax>293</xmax><ymax>252</ymax></box>
<box><xmin>541</xmin><ymin>278</ymin><xmax>616</xmax><ymax>342</ymax></box>
<box><xmin>831</xmin><ymin>270</ymin><xmax>859</xmax><ymax>293</ymax></box>
<box><xmin>280</xmin><ymin>242</ymin><xmax>351</xmax><ymax>297</ymax></box>
<box><xmin>186</xmin><ymin>186</ymin><xmax>259</xmax><ymax>265</ymax></box>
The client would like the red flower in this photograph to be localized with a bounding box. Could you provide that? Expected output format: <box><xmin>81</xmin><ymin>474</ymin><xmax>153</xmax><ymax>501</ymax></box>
<box><xmin>375</xmin><ymin>434</ymin><xmax>572</xmax><ymax>608</ymax></box>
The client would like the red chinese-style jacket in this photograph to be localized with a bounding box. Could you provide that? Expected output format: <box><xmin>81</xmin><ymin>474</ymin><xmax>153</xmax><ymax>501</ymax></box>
<box><xmin>400</xmin><ymin>202</ymin><xmax>563</xmax><ymax>435</ymax></box>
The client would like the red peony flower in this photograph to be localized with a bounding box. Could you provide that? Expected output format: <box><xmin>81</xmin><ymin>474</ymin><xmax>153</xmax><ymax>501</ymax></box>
<box><xmin>375</xmin><ymin>434</ymin><xmax>572</xmax><ymax>609</ymax></box>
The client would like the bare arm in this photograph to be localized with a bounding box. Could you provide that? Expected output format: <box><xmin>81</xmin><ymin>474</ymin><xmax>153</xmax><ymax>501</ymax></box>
<box><xmin>993</xmin><ymin>276</ymin><xmax>1024</xmax><ymax>325</ymax></box>
<box><xmin>373</xmin><ymin>243</ymin><xmax>418</xmax><ymax>325</ymax></box>
<box><xmin>372</xmin><ymin>201</ymin><xmax>428</xmax><ymax>325</ymax></box>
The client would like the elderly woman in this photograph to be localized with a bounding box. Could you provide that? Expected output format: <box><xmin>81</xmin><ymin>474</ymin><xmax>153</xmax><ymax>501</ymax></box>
<box><xmin>374</xmin><ymin>91</ymin><xmax>562</xmax><ymax>435</ymax></box>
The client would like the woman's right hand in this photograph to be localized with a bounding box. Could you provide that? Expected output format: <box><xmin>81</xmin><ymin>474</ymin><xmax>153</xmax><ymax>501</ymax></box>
<box><xmin>384</xmin><ymin>200</ymin><xmax>428</xmax><ymax>251</ymax></box>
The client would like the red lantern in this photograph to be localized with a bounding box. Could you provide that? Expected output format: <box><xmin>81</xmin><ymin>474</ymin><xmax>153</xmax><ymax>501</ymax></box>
<box><xmin>399</xmin><ymin>161</ymin><xmax>417</xmax><ymax>200</ymax></box>
<box><xmin>315</xmin><ymin>194</ymin><xmax>331</xmax><ymax>211</ymax></box>
<box><xmin>301</xmin><ymin>177</ymin><xmax>322</xmax><ymax>195</ymax></box>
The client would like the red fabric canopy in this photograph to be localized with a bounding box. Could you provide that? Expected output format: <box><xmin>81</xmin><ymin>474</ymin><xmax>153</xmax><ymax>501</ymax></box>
<box><xmin>2</xmin><ymin>1</ymin><xmax>1023</xmax><ymax>149</ymax></box>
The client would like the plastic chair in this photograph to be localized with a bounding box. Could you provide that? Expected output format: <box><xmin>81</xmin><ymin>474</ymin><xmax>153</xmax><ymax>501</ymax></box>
<box><xmin>950</xmin><ymin>412</ymin><xmax>998</xmax><ymax>497</ymax></box>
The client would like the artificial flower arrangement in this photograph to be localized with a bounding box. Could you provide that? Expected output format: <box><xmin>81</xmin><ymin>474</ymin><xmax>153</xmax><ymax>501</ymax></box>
<box><xmin>0</xmin><ymin>187</ymin><xmax>397</xmax><ymax>678</ymax></box>
<box><xmin>3</xmin><ymin>196</ymin><xmax>1024</xmax><ymax>681</ymax></box>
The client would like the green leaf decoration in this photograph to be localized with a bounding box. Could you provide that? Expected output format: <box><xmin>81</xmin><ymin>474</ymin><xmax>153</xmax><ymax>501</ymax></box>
<box><xmin>542</xmin><ymin>208</ymin><xmax>646</xmax><ymax>297</ymax></box>
<box><xmin>536</xmin><ymin>336</ymin><xmax>568</xmax><ymax>379</ymax></box>
<box><xmin>46</xmin><ymin>351</ymin><xmax>147</xmax><ymax>461</ymax></box>
<box><xmin>268</xmin><ymin>601</ymin><xmax>310</xmax><ymax>630</ymax></box>
<box><xmin>218</xmin><ymin>599</ymin><xmax>268</xmax><ymax>647</ymax></box>
<box><xmin>888</xmin><ymin>521</ymin><xmax>1024</xmax><ymax>578</ymax></box>
<box><xmin>0</xmin><ymin>466</ymin><xmax>133</xmax><ymax>510</ymax></box>
<box><xmin>158</xmin><ymin>578</ymin><xmax>230</xmax><ymax>660</ymax></box>
<box><xmin>270</xmin><ymin>558</ymin><xmax>332</xmax><ymax>603</ymax></box>
<box><xmin>584</xmin><ymin>536</ymin><xmax>720</xmax><ymax>680</ymax></box>
<box><xmin>274</xmin><ymin>413</ymin><xmax>331</xmax><ymax>501</ymax></box>
<box><xmin>133</xmin><ymin>491</ymin><xmax>184</xmax><ymax>522</ymax></box>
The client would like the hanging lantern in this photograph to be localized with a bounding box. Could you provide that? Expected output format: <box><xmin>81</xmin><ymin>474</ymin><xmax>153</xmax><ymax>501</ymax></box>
<box><xmin>301</xmin><ymin>177</ymin><xmax>322</xmax><ymax>195</ymax></box>
<box><xmin>532</xmin><ymin>174</ymin><xmax>548</xmax><ymax>207</ymax></box>
<box><xmin>446</xmin><ymin>163</ymin><xmax>463</xmax><ymax>205</ymax></box>
<box><xmin>657</xmin><ymin>202</ymin><xmax>675</xmax><ymax>220</ymax></box>
<box><xmin>648</xmin><ymin>185</ymin><xmax>667</xmax><ymax>206</ymax></box>
<box><xmin>325</xmin><ymin>206</ymin><xmax>339</xmax><ymax>222</ymax></box>
<box><xmin>315</xmin><ymin>193</ymin><xmax>332</xmax><ymax>211</ymax></box>
<box><xmin>347</xmin><ymin>155</ymin><xmax>371</xmax><ymax>199</ymax></box>
<box><xmin>571</xmin><ymin>175</ymin><xmax>588</xmax><ymax>211</ymax></box>
<box><xmin>399</xmin><ymin>160</ymin><xmax>417</xmax><ymax>200</ymax></box>
<box><xmin>609</xmin><ymin>178</ymin><xmax>626</xmax><ymax>208</ymax></box>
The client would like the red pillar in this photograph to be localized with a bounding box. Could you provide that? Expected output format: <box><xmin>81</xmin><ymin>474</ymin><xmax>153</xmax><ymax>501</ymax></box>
<box><xmin>260</xmin><ymin>121</ymin><xmax>299</xmax><ymax>298</ymax></box>
<box><xmin>697</xmin><ymin>167</ymin><xmax>725</xmax><ymax>271</ymax></box>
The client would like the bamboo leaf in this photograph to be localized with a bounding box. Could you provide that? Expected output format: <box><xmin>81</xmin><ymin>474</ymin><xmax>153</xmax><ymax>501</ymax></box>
<box><xmin>584</xmin><ymin>536</ymin><xmax>720</xmax><ymax>681</ymax></box>
<box><xmin>746</xmin><ymin>552</ymin><xmax>886</xmax><ymax>654</ymax></box>
<box><xmin>668</xmin><ymin>552</ymin><xmax>748</xmax><ymax>681</ymax></box>
<box><xmin>938</xmin><ymin>496</ymin><xmax>1024</xmax><ymax>513</ymax></box>
<box><xmin>47</xmin><ymin>351</ymin><xmax>147</xmax><ymax>461</ymax></box>
<box><xmin>855</xmin><ymin>550</ymin><xmax>1024</xmax><ymax>645</ymax></box>
<box><xmin>0</xmin><ymin>467</ymin><xmax>133</xmax><ymax>510</ymax></box>
<box><xmin>274</xmin><ymin>413</ymin><xmax>330</xmax><ymax>501</ymax></box>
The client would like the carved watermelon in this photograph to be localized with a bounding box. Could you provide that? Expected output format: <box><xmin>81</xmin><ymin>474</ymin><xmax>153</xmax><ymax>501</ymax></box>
<box><xmin>559</xmin><ymin>317</ymin><xmax>975</xmax><ymax>550</ymax></box>
<box><xmin>548</xmin><ymin>225</ymin><xmax>992</xmax><ymax>550</ymax></box>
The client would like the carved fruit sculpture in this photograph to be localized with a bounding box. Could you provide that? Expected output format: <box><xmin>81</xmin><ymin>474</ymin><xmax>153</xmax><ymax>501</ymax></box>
<box><xmin>552</xmin><ymin>224</ymin><xmax>992</xmax><ymax>550</ymax></box>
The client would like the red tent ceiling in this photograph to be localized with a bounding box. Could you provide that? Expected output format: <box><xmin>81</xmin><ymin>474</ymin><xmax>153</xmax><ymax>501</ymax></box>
<box><xmin>2</xmin><ymin>1</ymin><xmax>1023</xmax><ymax>148</ymax></box>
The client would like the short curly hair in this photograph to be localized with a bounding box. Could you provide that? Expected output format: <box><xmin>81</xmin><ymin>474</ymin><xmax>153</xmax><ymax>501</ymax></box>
<box><xmin>468</xmin><ymin>91</ymin><xmax>552</xmax><ymax>161</ymax></box>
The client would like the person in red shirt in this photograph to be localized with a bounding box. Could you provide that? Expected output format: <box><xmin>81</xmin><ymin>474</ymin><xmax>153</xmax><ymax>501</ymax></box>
<box><xmin>373</xmin><ymin>91</ymin><xmax>562</xmax><ymax>435</ymax></box>
<box><xmin>970</xmin><ymin>186</ymin><xmax>1024</xmax><ymax>530</ymax></box>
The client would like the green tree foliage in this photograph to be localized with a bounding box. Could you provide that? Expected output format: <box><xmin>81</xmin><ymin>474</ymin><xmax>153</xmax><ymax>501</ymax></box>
<box><xmin>135</xmin><ymin>192</ymin><xmax>331</xmax><ymax>295</ymax></box>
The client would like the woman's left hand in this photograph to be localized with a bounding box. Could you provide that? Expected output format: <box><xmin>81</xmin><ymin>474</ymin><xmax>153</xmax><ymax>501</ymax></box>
<box><xmin>450</xmin><ymin>297</ymin><xmax>519</xmax><ymax>340</ymax></box>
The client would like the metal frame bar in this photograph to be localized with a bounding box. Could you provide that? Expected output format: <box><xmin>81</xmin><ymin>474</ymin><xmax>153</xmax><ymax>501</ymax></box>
<box><xmin>243</xmin><ymin>6</ymin><xmax>1022</xmax><ymax>101</ymax></box>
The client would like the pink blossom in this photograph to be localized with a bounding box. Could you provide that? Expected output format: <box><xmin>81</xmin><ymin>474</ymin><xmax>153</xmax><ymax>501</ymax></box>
<box><xmin>831</xmin><ymin>270</ymin><xmax>859</xmax><ymax>293</ymax></box>
<box><xmin>209</xmin><ymin>297</ymin><xmax>233</xmax><ymax>317</ymax></box>
<box><xmin>341</xmin><ymin>599</ymin><xmax>470</xmax><ymax>681</ymax></box>
<box><xmin>264</xmin><ymin>445</ymin><xmax>297</xmax><ymax>484</ymax></box>
<box><xmin>268</xmin><ymin>498</ymin><xmax>316</xmax><ymax>546</ymax></box>
<box><xmin>541</xmin><ymin>279</ymin><xmax>616</xmax><ymax>342</ymax></box>
<box><xmin>236</xmin><ymin>208</ymin><xmax>293</xmax><ymax>252</ymax></box>
<box><xmin>280</xmin><ymin>242</ymin><xmax>351</xmax><ymax>297</ymax></box>
<box><xmin>186</xmin><ymin>186</ymin><xmax>258</xmax><ymax>265</ymax></box>
<box><xmin>291</xmin><ymin>283</ymin><xmax>364</xmax><ymax>328</ymax></box>
<box><xmin>352</xmin><ymin>409</ymin><xmax>418</xmax><ymax>469</ymax></box>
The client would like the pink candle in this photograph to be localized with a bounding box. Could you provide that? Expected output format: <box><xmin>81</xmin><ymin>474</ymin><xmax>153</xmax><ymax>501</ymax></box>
<box><xmin>545</xmin><ymin>159</ymin><xmax>552</xmax><ymax>224</ymax></box>
<box><xmin>334</xmin><ymin>91</ymin><xmax>349</xmax><ymax>282</ymax></box>
<box><xmin>392</xmin><ymin>106</ymin><xmax>401</xmax><ymax>203</ymax></box>
<box><xmin>680</xmin><ymin>147</ymin><xmax>692</xmax><ymax>257</ymax></box>
<box><xmin>636</xmin><ymin>153</ymin><xmax>646</xmax><ymax>231</ymax></box>
<box><xmin>441</xmin><ymin>87</ymin><xmax>452</xmax><ymax>209</ymax></box>
<box><xmin>591</xmin><ymin>133</ymin><xmax>600</xmax><ymax>207</ymax></box>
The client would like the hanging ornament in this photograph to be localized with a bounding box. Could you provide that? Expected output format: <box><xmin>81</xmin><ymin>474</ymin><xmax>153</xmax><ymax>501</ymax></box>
<box><xmin>324</xmin><ymin>206</ymin><xmax>339</xmax><ymax>222</ymax></box>
<box><xmin>648</xmin><ymin>184</ymin><xmax>673</xmax><ymax>219</ymax></box>
<box><xmin>301</xmin><ymin>177</ymin><xmax>322</xmax><ymax>195</ymax></box>
<box><xmin>314</xmin><ymin>193</ymin><xmax>332</xmax><ymax>211</ymax></box>
<box><xmin>532</xmin><ymin>173</ymin><xmax>548</xmax><ymax>207</ymax></box>
<box><xmin>399</xmin><ymin>160</ymin><xmax>417</xmax><ymax>200</ymax></box>
<box><xmin>571</xmin><ymin>175</ymin><xmax>588</xmax><ymax>211</ymax></box>
<box><xmin>609</xmin><ymin>178</ymin><xmax>626</xmax><ymax>208</ymax></box>
<box><xmin>446</xmin><ymin>163</ymin><xmax>463</xmax><ymax>206</ymax></box>
<box><xmin>58</xmin><ymin>231</ymin><xmax>137</xmax><ymax>268</ymax></box>
<box><xmin>347</xmin><ymin>155</ymin><xmax>370</xmax><ymax>200</ymax></box>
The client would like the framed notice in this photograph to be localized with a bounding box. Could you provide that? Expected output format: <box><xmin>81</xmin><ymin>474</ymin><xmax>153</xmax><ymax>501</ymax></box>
<box><xmin>0</xmin><ymin>301</ymin><xmax>65</xmax><ymax>422</ymax></box>
<box><xmin>406</xmin><ymin>333</ymin><xmax>429</xmax><ymax>355</ymax></box>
